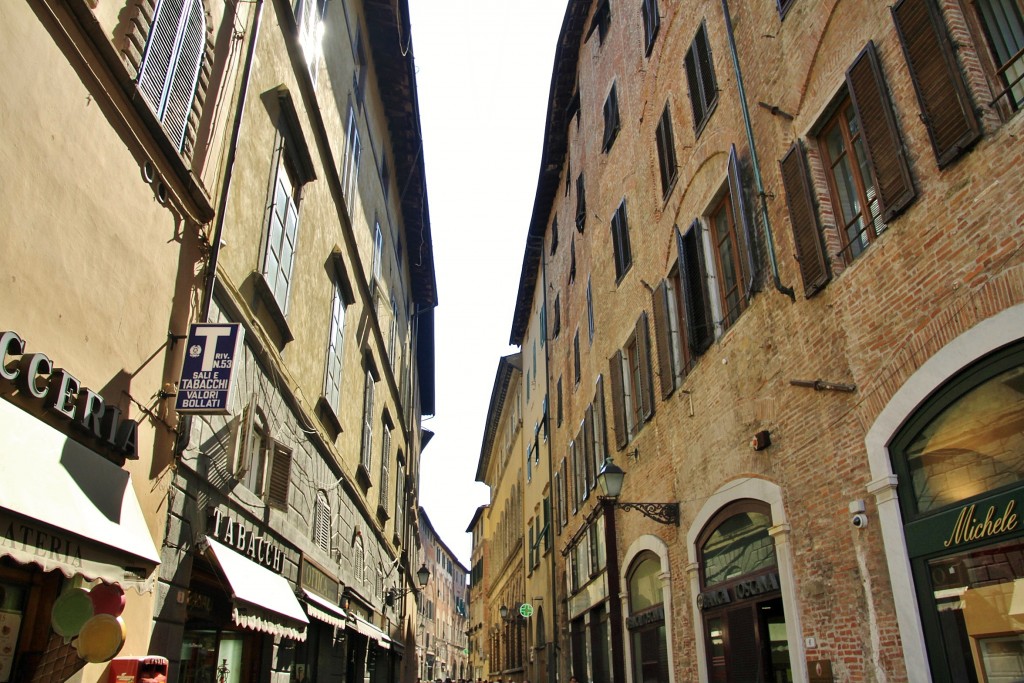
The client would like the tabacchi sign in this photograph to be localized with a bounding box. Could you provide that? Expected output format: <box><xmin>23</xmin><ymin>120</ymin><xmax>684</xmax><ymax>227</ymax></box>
<box><xmin>175</xmin><ymin>323</ymin><xmax>244</xmax><ymax>414</ymax></box>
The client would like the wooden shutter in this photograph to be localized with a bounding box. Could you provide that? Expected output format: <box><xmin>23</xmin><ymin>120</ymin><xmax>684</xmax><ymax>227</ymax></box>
<box><xmin>676</xmin><ymin>223</ymin><xmax>714</xmax><ymax>354</ymax></box>
<box><xmin>162</xmin><ymin>0</ymin><xmax>205</xmax><ymax>151</ymax></box>
<box><xmin>727</xmin><ymin>145</ymin><xmax>759</xmax><ymax>299</ymax></box>
<box><xmin>892</xmin><ymin>0</ymin><xmax>980</xmax><ymax>167</ymax></box>
<box><xmin>846</xmin><ymin>42</ymin><xmax>916</xmax><ymax>221</ymax></box>
<box><xmin>652</xmin><ymin>281</ymin><xmax>674</xmax><ymax>399</ymax></box>
<box><xmin>569</xmin><ymin>443</ymin><xmax>578</xmax><ymax>513</ymax></box>
<box><xmin>593</xmin><ymin>374</ymin><xmax>607</xmax><ymax>470</ymax></box>
<box><xmin>780</xmin><ymin>142</ymin><xmax>830</xmax><ymax>296</ymax></box>
<box><xmin>268</xmin><ymin>445</ymin><xmax>292</xmax><ymax>510</ymax></box>
<box><xmin>314</xmin><ymin>491</ymin><xmax>330</xmax><ymax>551</ymax></box>
<box><xmin>609</xmin><ymin>351</ymin><xmax>627</xmax><ymax>449</ymax></box>
<box><xmin>583</xmin><ymin>406</ymin><xmax>595</xmax><ymax>491</ymax></box>
<box><xmin>138</xmin><ymin>0</ymin><xmax>184</xmax><ymax>113</ymax></box>
<box><xmin>636</xmin><ymin>313</ymin><xmax>655</xmax><ymax>422</ymax></box>
<box><xmin>684</xmin><ymin>44</ymin><xmax>704</xmax><ymax>126</ymax></box>
<box><xmin>576</xmin><ymin>175</ymin><xmax>587</xmax><ymax>232</ymax></box>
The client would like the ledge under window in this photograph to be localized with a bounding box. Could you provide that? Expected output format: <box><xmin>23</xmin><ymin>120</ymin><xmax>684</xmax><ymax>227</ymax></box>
<box><xmin>252</xmin><ymin>271</ymin><xmax>295</xmax><ymax>343</ymax></box>
<box><xmin>316</xmin><ymin>396</ymin><xmax>343</xmax><ymax>433</ymax></box>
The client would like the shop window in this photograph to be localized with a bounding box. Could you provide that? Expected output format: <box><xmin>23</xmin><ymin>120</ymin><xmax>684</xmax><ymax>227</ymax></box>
<box><xmin>889</xmin><ymin>343</ymin><xmax>1024</xmax><ymax>683</ymax></box>
<box><xmin>627</xmin><ymin>554</ymin><xmax>669</xmax><ymax>683</ymax></box>
<box><xmin>697</xmin><ymin>501</ymin><xmax>790</xmax><ymax>682</ymax></box>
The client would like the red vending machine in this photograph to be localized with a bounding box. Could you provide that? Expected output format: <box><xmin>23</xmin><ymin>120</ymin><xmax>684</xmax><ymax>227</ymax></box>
<box><xmin>109</xmin><ymin>656</ymin><xmax>169</xmax><ymax>683</ymax></box>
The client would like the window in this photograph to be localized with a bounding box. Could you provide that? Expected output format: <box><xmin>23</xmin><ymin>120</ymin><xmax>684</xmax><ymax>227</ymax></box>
<box><xmin>355</xmin><ymin>537</ymin><xmax>365</xmax><ymax>583</ymax></box>
<box><xmin>676</xmin><ymin>221</ymin><xmax>714</xmax><ymax>356</ymax></box>
<box><xmin>313</xmin><ymin>490</ymin><xmax>330</xmax><ymax>552</ymax></box>
<box><xmin>587</xmin><ymin>277</ymin><xmax>595</xmax><ymax>342</ymax></box>
<box><xmin>574</xmin><ymin>330</ymin><xmax>582</xmax><ymax>386</ymax></box>
<box><xmin>589</xmin><ymin>0</ymin><xmax>612</xmax><ymax>44</ymax></box>
<box><xmin>656</xmin><ymin>104</ymin><xmax>678</xmax><ymax>198</ymax></box>
<box><xmin>708</xmin><ymin>146</ymin><xmax>757</xmax><ymax>331</ymax></box>
<box><xmin>779</xmin><ymin>142</ymin><xmax>830</xmax><ymax>297</ymax></box>
<box><xmin>559</xmin><ymin>458</ymin><xmax>569</xmax><ymax>525</ymax></box>
<box><xmin>575</xmin><ymin>174</ymin><xmax>587</xmax><ymax>232</ymax></box>
<box><xmin>262</xmin><ymin>144</ymin><xmax>301</xmax><ymax>316</ymax></box>
<box><xmin>891</xmin><ymin>0</ymin><xmax>983</xmax><ymax>166</ymax></box>
<box><xmin>611</xmin><ymin>200</ymin><xmax>633</xmax><ymax>280</ymax></box>
<box><xmin>380</xmin><ymin>157</ymin><xmax>391</xmax><ymax>203</ymax></box>
<box><xmin>354</xmin><ymin>28</ymin><xmax>369</xmax><ymax>106</ymax></box>
<box><xmin>627</xmin><ymin>554</ymin><xmax>670</xmax><ymax>683</ymax></box>
<box><xmin>341</xmin><ymin>106</ymin><xmax>362</xmax><ymax>205</ymax></box>
<box><xmin>360</xmin><ymin>370</ymin><xmax>375</xmax><ymax>473</ymax></box>
<box><xmin>267</xmin><ymin>442</ymin><xmax>293</xmax><ymax>510</ymax></box>
<box><xmin>557</xmin><ymin>376</ymin><xmax>564</xmax><ymax>427</ymax></box>
<box><xmin>817</xmin><ymin>42</ymin><xmax>914</xmax><ymax>265</ymax></box>
<box><xmin>379</xmin><ymin>424</ymin><xmax>392</xmax><ymax>514</ymax></box>
<box><xmin>551</xmin><ymin>216</ymin><xmax>559</xmax><ymax>255</ymax></box>
<box><xmin>570</xmin><ymin>237</ymin><xmax>577</xmax><ymax>284</ymax></box>
<box><xmin>609</xmin><ymin>314</ymin><xmax>654</xmax><ymax>447</ymax></box>
<box><xmin>777</xmin><ymin>0</ymin><xmax>796</xmax><ymax>18</ymax></box>
<box><xmin>553</xmin><ymin>294</ymin><xmax>561</xmax><ymax>339</ymax></box>
<box><xmin>324</xmin><ymin>277</ymin><xmax>348</xmax><ymax>413</ymax></box>
<box><xmin>603</xmin><ymin>83</ymin><xmax>621</xmax><ymax>152</ymax></box>
<box><xmin>652</xmin><ymin>268</ymin><xmax>689</xmax><ymax>397</ymax></box>
<box><xmin>394</xmin><ymin>460</ymin><xmax>406</xmax><ymax>541</ymax></box>
<box><xmin>684</xmin><ymin>21</ymin><xmax>718</xmax><ymax>134</ymax></box>
<box><xmin>388</xmin><ymin>295</ymin><xmax>398</xmax><ymax>362</ymax></box>
<box><xmin>241</xmin><ymin>409</ymin><xmax>270</xmax><ymax>496</ymax></box>
<box><xmin>137</xmin><ymin>0</ymin><xmax>206</xmax><ymax>152</ymax></box>
<box><xmin>296</xmin><ymin>0</ymin><xmax>328</xmax><ymax>83</ymax></box>
<box><xmin>970</xmin><ymin>0</ymin><xmax>1024</xmax><ymax>109</ymax></box>
<box><xmin>591</xmin><ymin>376</ymin><xmax>608</xmax><ymax>479</ymax></box>
<box><xmin>641</xmin><ymin>0</ymin><xmax>660</xmax><ymax>55</ymax></box>
<box><xmin>372</xmin><ymin>222</ymin><xmax>384</xmax><ymax>282</ymax></box>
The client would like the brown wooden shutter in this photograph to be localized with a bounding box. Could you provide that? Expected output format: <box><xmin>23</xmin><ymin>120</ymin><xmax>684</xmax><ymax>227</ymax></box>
<box><xmin>583</xmin><ymin>406</ymin><xmax>595</xmax><ymax>491</ymax></box>
<box><xmin>727</xmin><ymin>145</ymin><xmax>758</xmax><ymax>298</ymax></box>
<box><xmin>652</xmin><ymin>281</ymin><xmax>675</xmax><ymax>400</ymax></box>
<box><xmin>636</xmin><ymin>313</ymin><xmax>655</xmax><ymax>422</ymax></box>
<box><xmin>892</xmin><ymin>0</ymin><xmax>980</xmax><ymax>168</ymax></box>
<box><xmin>676</xmin><ymin>223</ymin><xmax>714</xmax><ymax>354</ymax></box>
<box><xmin>846</xmin><ymin>42</ymin><xmax>916</xmax><ymax>222</ymax></box>
<box><xmin>569</xmin><ymin>442</ymin><xmax>578</xmax><ymax>513</ymax></box>
<box><xmin>609</xmin><ymin>351</ymin><xmax>627</xmax><ymax>449</ymax></box>
<box><xmin>594</xmin><ymin>374</ymin><xmax>608</xmax><ymax>466</ymax></box>
<box><xmin>780</xmin><ymin>142</ymin><xmax>830</xmax><ymax>296</ymax></box>
<box><xmin>268</xmin><ymin>445</ymin><xmax>292</xmax><ymax>510</ymax></box>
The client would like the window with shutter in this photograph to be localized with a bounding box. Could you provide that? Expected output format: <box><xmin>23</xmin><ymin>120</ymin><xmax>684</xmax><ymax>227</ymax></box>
<box><xmin>609</xmin><ymin>349</ymin><xmax>627</xmax><ymax>449</ymax></box>
<box><xmin>313</xmin><ymin>490</ymin><xmax>330</xmax><ymax>552</ymax></box>
<box><xmin>592</xmin><ymin>375</ymin><xmax>608</xmax><ymax>477</ymax></box>
<box><xmin>611</xmin><ymin>200</ymin><xmax>633</xmax><ymax>281</ymax></box>
<box><xmin>551</xmin><ymin>216</ymin><xmax>559</xmax><ymax>255</ymax></box>
<box><xmin>780</xmin><ymin>142</ymin><xmax>830</xmax><ymax>296</ymax></box>
<box><xmin>709</xmin><ymin>181</ymin><xmax>747</xmax><ymax>330</ymax></box>
<box><xmin>587</xmin><ymin>276</ymin><xmax>595</xmax><ymax>342</ymax></box>
<box><xmin>642</xmin><ymin>0</ymin><xmax>661</xmax><ymax>55</ymax></box>
<box><xmin>379</xmin><ymin>426</ymin><xmax>391</xmax><ymax>514</ymax></box>
<box><xmin>557</xmin><ymin>376</ymin><xmax>564</xmax><ymax>427</ymax></box>
<box><xmin>685</xmin><ymin>21</ymin><xmax>719</xmax><ymax>135</ymax></box>
<box><xmin>559</xmin><ymin>458</ymin><xmax>569</xmax><ymax>523</ymax></box>
<box><xmin>582</xmin><ymin>408</ymin><xmax>594</xmax><ymax>496</ymax></box>
<box><xmin>677</xmin><ymin>223</ymin><xmax>714</xmax><ymax>354</ymax></box>
<box><xmin>569</xmin><ymin>440</ymin><xmax>579</xmax><ymax>513</ymax></box>
<box><xmin>892</xmin><ymin>0</ymin><xmax>982</xmax><ymax>167</ymax></box>
<box><xmin>394</xmin><ymin>462</ymin><xmax>405</xmax><ymax>539</ymax></box>
<box><xmin>656</xmin><ymin>104</ymin><xmax>678</xmax><ymax>198</ymax></box>
<box><xmin>728</xmin><ymin>145</ymin><xmax>759</xmax><ymax>302</ymax></box>
<box><xmin>267</xmin><ymin>444</ymin><xmax>292</xmax><ymax>510</ymax></box>
<box><xmin>324</xmin><ymin>278</ymin><xmax>348</xmax><ymax>413</ymax></box>
<box><xmin>575</xmin><ymin>425</ymin><xmax>587</xmax><ymax>503</ymax></box>
<box><xmin>263</xmin><ymin>153</ymin><xmax>300</xmax><ymax>317</ymax></box>
<box><xmin>846</xmin><ymin>42</ymin><xmax>916</xmax><ymax>222</ymax></box>
<box><xmin>570</xmin><ymin>237</ymin><xmax>577</xmax><ymax>284</ymax></box>
<box><xmin>241</xmin><ymin>409</ymin><xmax>270</xmax><ymax>496</ymax></box>
<box><xmin>360</xmin><ymin>371</ymin><xmax>375</xmax><ymax>473</ymax></box>
<box><xmin>973</xmin><ymin>0</ymin><xmax>1024</xmax><ymax>110</ymax></box>
<box><xmin>574</xmin><ymin>330</ymin><xmax>582</xmax><ymax>386</ymax></box>
<box><xmin>138</xmin><ymin>0</ymin><xmax>206</xmax><ymax>152</ymax></box>
<box><xmin>603</xmin><ymin>83</ymin><xmax>621</xmax><ymax>152</ymax></box>
<box><xmin>635</xmin><ymin>313</ymin><xmax>655</xmax><ymax>423</ymax></box>
<box><xmin>341</xmin><ymin>106</ymin><xmax>362</xmax><ymax>207</ymax></box>
<box><xmin>576</xmin><ymin>174</ymin><xmax>587</xmax><ymax>232</ymax></box>
<box><xmin>652</xmin><ymin>281</ymin><xmax>676</xmax><ymax>399</ymax></box>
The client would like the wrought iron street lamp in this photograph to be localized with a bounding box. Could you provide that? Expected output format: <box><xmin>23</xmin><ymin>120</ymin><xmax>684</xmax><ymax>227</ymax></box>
<box><xmin>597</xmin><ymin>458</ymin><xmax>680</xmax><ymax>526</ymax></box>
<box><xmin>385</xmin><ymin>563</ymin><xmax>430</xmax><ymax>606</ymax></box>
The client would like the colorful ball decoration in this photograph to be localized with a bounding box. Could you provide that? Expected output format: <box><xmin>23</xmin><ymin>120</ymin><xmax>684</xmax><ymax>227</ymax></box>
<box><xmin>50</xmin><ymin>583</ymin><xmax>128</xmax><ymax>662</ymax></box>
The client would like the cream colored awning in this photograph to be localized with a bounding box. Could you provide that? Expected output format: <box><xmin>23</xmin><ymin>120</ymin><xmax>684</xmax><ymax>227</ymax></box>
<box><xmin>348</xmin><ymin>615</ymin><xmax>392</xmax><ymax>648</ymax></box>
<box><xmin>302</xmin><ymin>588</ymin><xmax>347</xmax><ymax>629</ymax></box>
<box><xmin>204</xmin><ymin>537</ymin><xmax>308</xmax><ymax>641</ymax></box>
<box><xmin>0</xmin><ymin>399</ymin><xmax>160</xmax><ymax>591</ymax></box>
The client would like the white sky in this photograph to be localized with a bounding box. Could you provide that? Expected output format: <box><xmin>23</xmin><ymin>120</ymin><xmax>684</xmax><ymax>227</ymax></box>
<box><xmin>407</xmin><ymin>0</ymin><xmax>568</xmax><ymax>567</ymax></box>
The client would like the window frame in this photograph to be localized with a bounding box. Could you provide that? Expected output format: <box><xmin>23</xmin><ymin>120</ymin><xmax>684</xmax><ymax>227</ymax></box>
<box><xmin>641</xmin><ymin>0</ymin><xmax>661</xmax><ymax>56</ymax></box>
<box><xmin>603</xmin><ymin>83</ymin><xmax>621</xmax><ymax>153</ymax></box>
<box><xmin>656</xmin><ymin>104</ymin><xmax>678</xmax><ymax>199</ymax></box>
<box><xmin>611</xmin><ymin>200</ymin><xmax>634</xmax><ymax>282</ymax></box>
<box><xmin>684</xmin><ymin>21</ymin><xmax>719</xmax><ymax>136</ymax></box>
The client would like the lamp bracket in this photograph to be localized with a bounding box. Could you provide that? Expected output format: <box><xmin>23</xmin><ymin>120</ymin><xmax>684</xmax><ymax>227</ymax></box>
<box><xmin>611</xmin><ymin>500</ymin><xmax>680</xmax><ymax>526</ymax></box>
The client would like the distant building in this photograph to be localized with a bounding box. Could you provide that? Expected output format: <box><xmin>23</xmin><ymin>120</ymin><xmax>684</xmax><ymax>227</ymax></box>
<box><xmin>418</xmin><ymin>508</ymin><xmax>470</xmax><ymax>681</ymax></box>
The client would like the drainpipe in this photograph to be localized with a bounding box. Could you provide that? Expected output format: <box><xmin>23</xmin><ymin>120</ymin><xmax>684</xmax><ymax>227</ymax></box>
<box><xmin>177</xmin><ymin>0</ymin><xmax>265</xmax><ymax>457</ymax></box>
<box><xmin>540</xmin><ymin>252</ymin><xmax>560</xmax><ymax>683</ymax></box>
<box><xmin>720</xmin><ymin>0</ymin><xmax>796</xmax><ymax>302</ymax></box>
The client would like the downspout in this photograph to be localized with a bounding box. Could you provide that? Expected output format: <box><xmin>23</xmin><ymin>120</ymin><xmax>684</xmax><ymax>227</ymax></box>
<box><xmin>720</xmin><ymin>0</ymin><xmax>796</xmax><ymax>302</ymax></box>
<box><xmin>540</xmin><ymin>251</ymin><xmax>559</xmax><ymax>683</ymax></box>
<box><xmin>178</xmin><ymin>0</ymin><xmax>265</xmax><ymax>456</ymax></box>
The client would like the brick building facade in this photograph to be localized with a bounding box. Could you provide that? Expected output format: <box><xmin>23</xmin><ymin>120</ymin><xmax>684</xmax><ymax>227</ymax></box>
<box><xmin>488</xmin><ymin>1</ymin><xmax>1024</xmax><ymax>682</ymax></box>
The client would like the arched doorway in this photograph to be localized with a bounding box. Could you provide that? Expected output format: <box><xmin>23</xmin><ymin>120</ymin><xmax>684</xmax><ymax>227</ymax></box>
<box><xmin>625</xmin><ymin>552</ymin><xmax>670</xmax><ymax>683</ymax></box>
<box><xmin>695</xmin><ymin>501</ymin><xmax>791</xmax><ymax>683</ymax></box>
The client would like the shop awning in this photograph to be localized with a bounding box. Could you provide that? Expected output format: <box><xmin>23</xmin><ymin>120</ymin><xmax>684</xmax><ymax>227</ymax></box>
<box><xmin>0</xmin><ymin>399</ymin><xmax>160</xmax><ymax>591</ymax></box>
<box><xmin>302</xmin><ymin>588</ymin><xmax>347</xmax><ymax>629</ymax></box>
<box><xmin>204</xmin><ymin>537</ymin><xmax>308</xmax><ymax>641</ymax></box>
<box><xmin>348</xmin><ymin>615</ymin><xmax>392</xmax><ymax>648</ymax></box>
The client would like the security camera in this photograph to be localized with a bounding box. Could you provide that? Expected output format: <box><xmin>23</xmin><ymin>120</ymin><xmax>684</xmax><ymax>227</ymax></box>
<box><xmin>851</xmin><ymin>513</ymin><xmax>868</xmax><ymax>529</ymax></box>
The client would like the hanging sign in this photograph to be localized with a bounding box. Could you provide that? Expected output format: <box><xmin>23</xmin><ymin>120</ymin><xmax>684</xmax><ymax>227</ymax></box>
<box><xmin>175</xmin><ymin>323</ymin><xmax>244</xmax><ymax>414</ymax></box>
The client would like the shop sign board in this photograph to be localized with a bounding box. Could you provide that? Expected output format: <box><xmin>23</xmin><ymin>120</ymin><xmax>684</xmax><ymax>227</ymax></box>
<box><xmin>696</xmin><ymin>572</ymin><xmax>780</xmax><ymax>610</ymax></box>
<box><xmin>175</xmin><ymin>323</ymin><xmax>244</xmax><ymax>414</ymax></box>
<box><xmin>209</xmin><ymin>508</ymin><xmax>284</xmax><ymax>573</ymax></box>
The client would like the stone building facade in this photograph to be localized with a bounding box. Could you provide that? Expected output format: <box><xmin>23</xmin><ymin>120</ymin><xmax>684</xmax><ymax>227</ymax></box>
<box><xmin>417</xmin><ymin>508</ymin><xmax>469</xmax><ymax>682</ymax></box>
<box><xmin>495</xmin><ymin>1</ymin><xmax>1024</xmax><ymax>682</ymax></box>
<box><xmin>2</xmin><ymin>0</ymin><xmax>435</xmax><ymax>682</ymax></box>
